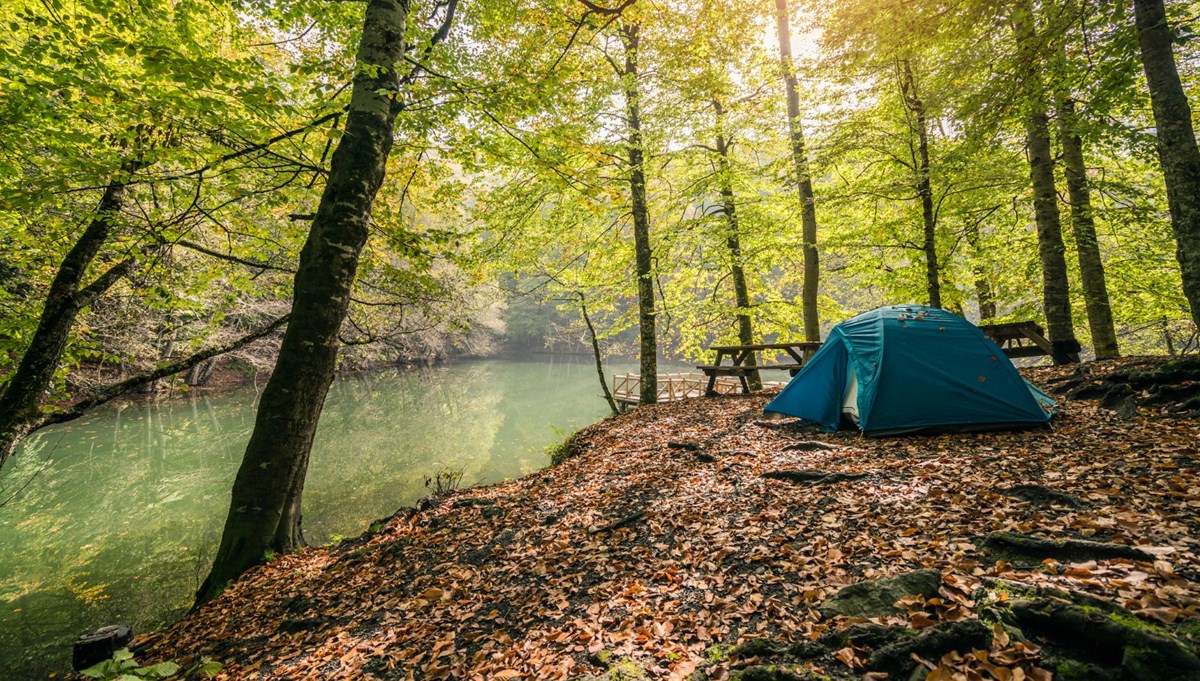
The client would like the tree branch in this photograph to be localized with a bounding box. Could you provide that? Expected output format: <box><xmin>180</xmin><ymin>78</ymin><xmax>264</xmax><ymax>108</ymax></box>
<box><xmin>37</xmin><ymin>314</ymin><xmax>291</xmax><ymax>428</ymax></box>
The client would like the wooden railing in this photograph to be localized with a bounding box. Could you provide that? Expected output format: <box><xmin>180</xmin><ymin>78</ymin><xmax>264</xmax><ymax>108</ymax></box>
<box><xmin>611</xmin><ymin>372</ymin><xmax>741</xmax><ymax>408</ymax></box>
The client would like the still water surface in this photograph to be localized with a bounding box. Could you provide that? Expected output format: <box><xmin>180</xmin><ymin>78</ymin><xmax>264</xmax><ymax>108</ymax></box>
<box><xmin>0</xmin><ymin>358</ymin><xmax>637</xmax><ymax>677</ymax></box>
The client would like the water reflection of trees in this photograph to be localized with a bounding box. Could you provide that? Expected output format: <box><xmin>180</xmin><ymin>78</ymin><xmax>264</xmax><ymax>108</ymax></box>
<box><xmin>0</xmin><ymin>359</ymin><xmax>621</xmax><ymax>677</ymax></box>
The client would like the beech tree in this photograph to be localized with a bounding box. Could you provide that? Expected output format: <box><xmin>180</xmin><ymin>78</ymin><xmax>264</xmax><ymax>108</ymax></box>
<box><xmin>1133</xmin><ymin>0</ymin><xmax>1200</xmax><ymax>330</ymax></box>
<box><xmin>775</xmin><ymin>0</ymin><xmax>821</xmax><ymax>341</ymax></box>
<box><xmin>1010</xmin><ymin>0</ymin><xmax>1081</xmax><ymax>364</ymax></box>
<box><xmin>198</xmin><ymin>0</ymin><xmax>459</xmax><ymax>601</ymax></box>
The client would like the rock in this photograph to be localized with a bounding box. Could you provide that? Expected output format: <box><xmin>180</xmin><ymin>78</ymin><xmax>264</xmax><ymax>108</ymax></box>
<box><xmin>817</xmin><ymin>568</ymin><xmax>942</xmax><ymax>619</ymax></box>
<box><xmin>866</xmin><ymin>620</ymin><xmax>991</xmax><ymax>675</ymax></box>
<box><xmin>577</xmin><ymin>655</ymin><xmax>649</xmax><ymax>680</ymax></box>
<box><xmin>1007</xmin><ymin>598</ymin><xmax>1200</xmax><ymax>680</ymax></box>
<box><xmin>73</xmin><ymin>624</ymin><xmax>133</xmax><ymax>671</ymax></box>
<box><xmin>727</xmin><ymin>666</ymin><xmax>821</xmax><ymax>680</ymax></box>
<box><xmin>980</xmin><ymin>531</ymin><xmax>1154</xmax><ymax>564</ymax></box>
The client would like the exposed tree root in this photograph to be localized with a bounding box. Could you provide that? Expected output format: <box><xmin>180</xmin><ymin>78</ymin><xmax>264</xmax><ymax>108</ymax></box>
<box><xmin>980</xmin><ymin>531</ymin><xmax>1154</xmax><ymax>564</ymax></box>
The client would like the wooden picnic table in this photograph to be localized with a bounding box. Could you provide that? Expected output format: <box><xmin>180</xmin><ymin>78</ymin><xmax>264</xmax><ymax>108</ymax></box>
<box><xmin>979</xmin><ymin>321</ymin><xmax>1054</xmax><ymax>359</ymax></box>
<box><xmin>697</xmin><ymin>342</ymin><xmax>823</xmax><ymax>396</ymax></box>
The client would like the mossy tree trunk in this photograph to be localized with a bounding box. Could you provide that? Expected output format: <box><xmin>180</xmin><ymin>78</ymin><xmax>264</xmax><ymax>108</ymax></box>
<box><xmin>619</xmin><ymin>22</ymin><xmax>658</xmax><ymax>405</ymax></box>
<box><xmin>1011</xmin><ymin>0</ymin><xmax>1080</xmax><ymax>365</ymax></box>
<box><xmin>196</xmin><ymin>0</ymin><xmax>419</xmax><ymax>603</ymax></box>
<box><xmin>774</xmin><ymin>0</ymin><xmax>820</xmax><ymax>342</ymax></box>
<box><xmin>0</xmin><ymin>162</ymin><xmax>141</xmax><ymax>469</ymax></box>
<box><xmin>1133</xmin><ymin>0</ymin><xmax>1200</xmax><ymax>330</ymax></box>
<box><xmin>899</xmin><ymin>59</ymin><xmax>941</xmax><ymax>309</ymax></box>
<box><xmin>1056</xmin><ymin>96</ymin><xmax>1120</xmax><ymax>359</ymax></box>
<box><xmin>713</xmin><ymin>99</ymin><xmax>761</xmax><ymax>390</ymax></box>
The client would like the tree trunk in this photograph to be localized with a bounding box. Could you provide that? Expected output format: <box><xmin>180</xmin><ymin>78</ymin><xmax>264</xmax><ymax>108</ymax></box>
<box><xmin>1133</xmin><ymin>0</ymin><xmax>1200</xmax><ymax>329</ymax></box>
<box><xmin>196</xmin><ymin>0</ymin><xmax>413</xmax><ymax>604</ymax></box>
<box><xmin>899</xmin><ymin>60</ymin><xmax>941</xmax><ymax>309</ymax></box>
<box><xmin>0</xmin><ymin>163</ymin><xmax>139</xmax><ymax>469</ymax></box>
<box><xmin>1056</xmin><ymin>97</ymin><xmax>1120</xmax><ymax>359</ymax></box>
<box><xmin>578</xmin><ymin>293</ymin><xmax>620</xmax><ymax>415</ymax></box>
<box><xmin>620</xmin><ymin>23</ymin><xmax>658</xmax><ymax>405</ymax></box>
<box><xmin>966</xmin><ymin>222</ymin><xmax>997</xmax><ymax>322</ymax></box>
<box><xmin>713</xmin><ymin>99</ymin><xmax>761</xmax><ymax>390</ymax></box>
<box><xmin>774</xmin><ymin>0</ymin><xmax>820</xmax><ymax>342</ymax></box>
<box><xmin>1011</xmin><ymin>0</ymin><xmax>1080</xmax><ymax>365</ymax></box>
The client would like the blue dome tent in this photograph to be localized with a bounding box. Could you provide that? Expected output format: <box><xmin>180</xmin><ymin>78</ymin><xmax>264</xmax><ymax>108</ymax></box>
<box><xmin>764</xmin><ymin>305</ymin><xmax>1056</xmax><ymax>435</ymax></box>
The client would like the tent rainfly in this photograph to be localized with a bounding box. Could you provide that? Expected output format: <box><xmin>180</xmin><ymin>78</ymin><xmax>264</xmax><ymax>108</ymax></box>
<box><xmin>764</xmin><ymin>305</ymin><xmax>1056</xmax><ymax>435</ymax></box>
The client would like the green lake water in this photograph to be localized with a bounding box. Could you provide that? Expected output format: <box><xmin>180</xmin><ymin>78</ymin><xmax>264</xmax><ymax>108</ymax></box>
<box><xmin>0</xmin><ymin>358</ymin><xmax>641</xmax><ymax>678</ymax></box>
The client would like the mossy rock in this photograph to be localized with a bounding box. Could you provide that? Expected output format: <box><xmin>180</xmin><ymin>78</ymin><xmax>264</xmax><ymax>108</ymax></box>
<box><xmin>729</xmin><ymin>665</ymin><xmax>825</xmax><ymax>681</ymax></box>
<box><xmin>1006</xmin><ymin>598</ymin><xmax>1200</xmax><ymax>680</ymax></box>
<box><xmin>577</xmin><ymin>654</ymin><xmax>648</xmax><ymax>681</ymax></box>
<box><xmin>816</xmin><ymin>568</ymin><xmax>941</xmax><ymax>619</ymax></box>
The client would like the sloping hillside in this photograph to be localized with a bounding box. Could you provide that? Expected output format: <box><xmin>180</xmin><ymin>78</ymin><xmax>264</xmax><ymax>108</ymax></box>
<box><xmin>140</xmin><ymin>361</ymin><xmax>1200</xmax><ymax>680</ymax></box>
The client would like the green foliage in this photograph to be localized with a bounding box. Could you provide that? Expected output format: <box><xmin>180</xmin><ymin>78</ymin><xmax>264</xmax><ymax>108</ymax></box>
<box><xmin>79</xmin><ymin>649</ymin><xmax>180</xmax><ymax>680</ymax></box>
<box><xmin>547</xmin><ymin>430</ymin><xmax>582</xmax><ymax>467</ymax></box>
<box><xmin>423</xmin><ymin>468</ymin><xmax>464</xmax><ymax>494</ymax></box>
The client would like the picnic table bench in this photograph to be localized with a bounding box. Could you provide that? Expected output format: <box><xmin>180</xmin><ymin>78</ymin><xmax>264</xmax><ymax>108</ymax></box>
<box><xmin>697</xmin><ymin>342</ymin><xmax>822</xmax><ymax>396</ymax></box>
<box><xmin>979</xmin><ymin>321</ymin><xmax>1054</xmax><ymax>359</ymax></box>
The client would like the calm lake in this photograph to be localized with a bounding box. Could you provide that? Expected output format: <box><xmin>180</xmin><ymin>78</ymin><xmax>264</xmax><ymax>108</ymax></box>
<box><xmin>0</xmin><ymin>358</ymin><xmax>642</xmax><ymax>677</ymax></box>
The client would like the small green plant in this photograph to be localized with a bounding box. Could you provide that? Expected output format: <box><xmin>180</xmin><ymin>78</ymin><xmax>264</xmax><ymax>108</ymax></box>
<box><xmin>80</xmin><ymin>649</ymin><xmax>180</xmax><ymax>680</ymax></box>
<box><xmin>424</xmin><ymin>467</ymin><xmax>464</xmax><ymax>494</ymax></box>
<box><xmin>546</xmin><ymin>430</ymin><xmax>581</xmax><ymax>466</ymax></box>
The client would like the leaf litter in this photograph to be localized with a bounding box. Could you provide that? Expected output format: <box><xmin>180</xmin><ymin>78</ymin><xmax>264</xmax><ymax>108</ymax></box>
<box><xmin>138</xmin><ymin>360</ymin><xmax>1200</xmax><ymax>679</ymax></box>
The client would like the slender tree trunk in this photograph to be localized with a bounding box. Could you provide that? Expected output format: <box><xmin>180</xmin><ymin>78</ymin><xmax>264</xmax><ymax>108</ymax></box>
<box><xmin>899</xmin><ymin>60</ymin><xmax>941</xmax><ymax>309</ymax></box>
<box><xmin>966</xmin><ymin>222</ymin><xmax>997</xmax><ymax>322</ymax></box>
<box><xmin>0</xmin><ymin>163</ymin><xmax>139</xmax><ymax>468</ymax></box>
<box><xmin>774</xmin><ymin>0</ymin><xmax>820</xmax><ymax>342</ymax></box>
<box><xmin>1011</xmin><ymin>0</ymin><xmax>1080</xmax><ymax>364</ymax></box>
<box><xmin>620</xmin><ymin>23</ymin><xmax>657</xmax><ymax>405</ymax></box>
<box><xmin>578</xmin><ymin>293</ymin><xmax>619</xmax><ymax>415</ymax></box>
<box><xmin>1133</xmin><ymin>0</ymin><xmax>1200</xmax><ymax>329</ymax></box>
<box><xmin>1056</xmin><ymin>97</ymin><xmax>1120</xmax><ymax>359</ymax></box>
<box><xmin>713</xmin><ymin>100</ymin><xmax>761</xmax><ymax>390</ymax></box>
<box><xmin>197</xmin><ymin>0</ymin><xmax>414</xmax><ymax>603</ymax></box>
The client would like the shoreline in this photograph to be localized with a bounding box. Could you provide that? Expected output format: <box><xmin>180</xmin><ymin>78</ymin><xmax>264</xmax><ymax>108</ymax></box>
<box><xmin>134</xmin><ymin>359</ymin><xmax>1200</xmax><ymax>680</ymax></box>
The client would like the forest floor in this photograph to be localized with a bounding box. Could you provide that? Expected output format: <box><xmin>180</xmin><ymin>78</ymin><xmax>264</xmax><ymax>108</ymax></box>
<box><xmin>138</xmin><ymin>358</ymin><xmax>1200</xmax><ymax>680</ymax></box>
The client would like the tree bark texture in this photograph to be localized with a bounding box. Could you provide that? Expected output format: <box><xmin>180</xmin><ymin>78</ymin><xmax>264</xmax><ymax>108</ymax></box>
<box><xmin>0</xmin><ymin>163</ymin><xmax>139</xmax><ymax>469</ymax></box>
<box><xmin>899</xmin><ymin>60</ymin><xmax>941</xmax><ymax>309</ymax></box>
<box><xmin>197</xmin><ymin>0</ymin><xmax>411</xmax><ymax>603</ymax></box>
<box><xmin>775</xmin><ymin>0</ymin><xmax>820</xmax><ymax>342</ymax></box>
<box><xmin>713</xmin><ymin>100</ymin><xmax>761</xmax><ymax>390</ymax></box>
<box><xmin>1133</xmin><ymin>0</ymin><xmax>1200</xmax><ymax>329</ymax></box>
<box><xmin>1056</xmin><ymin>97</ymin><xmax>1120</xmax><ymax>359</ymax></box>
<box><xmin>620</xmin><ymin>23</ymin><xmax>658</xmax><ymax>405</ymax></box>
<box><xmin>1011</xmin><ymin>0</ymin><xmax>1080</xmax><ymax>364</ymax></box>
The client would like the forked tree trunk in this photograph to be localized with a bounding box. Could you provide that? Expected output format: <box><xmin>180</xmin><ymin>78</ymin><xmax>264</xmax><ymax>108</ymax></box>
<box><xmin>713</xmin><ymin>100</ymin><xmax>761</xmax><ymax>390</ymax></box>
<box><xmin>1056</xmin><ymin>97</ymin><xmax>1120</xmax><ymax>359</ymax></box>
<box><xmin>196</xmin><ymin>0</ymin><xmax>413</xmax><ymax>603</ymax></box>
<box><xmin>620</xmin><ymin>23</ymin><xmax>658</xmax><ymax>405</ymax></box>
<box><xmin>0</xmin><ymin>163</ymin><xmax>140</xmax><ymax>469</ymax></box>
<box><xmin>899</xmin><ymin>60</ymin><xmax>941</xmax><ymax>309</ymax></box>
<box><xmin>774</xmin><ymin>0</ymin><xmax>820</xmax><ymax>342</ymax></box>
<box><xmin>1133</xmin><ymin>0</ymin><xmax>1200</xmax><ymax>329</ymax></box>
<box><xmin>1011</xmin><ymin>0</ymin><xmax>1080</xmax><ymax>364</ymax></box>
